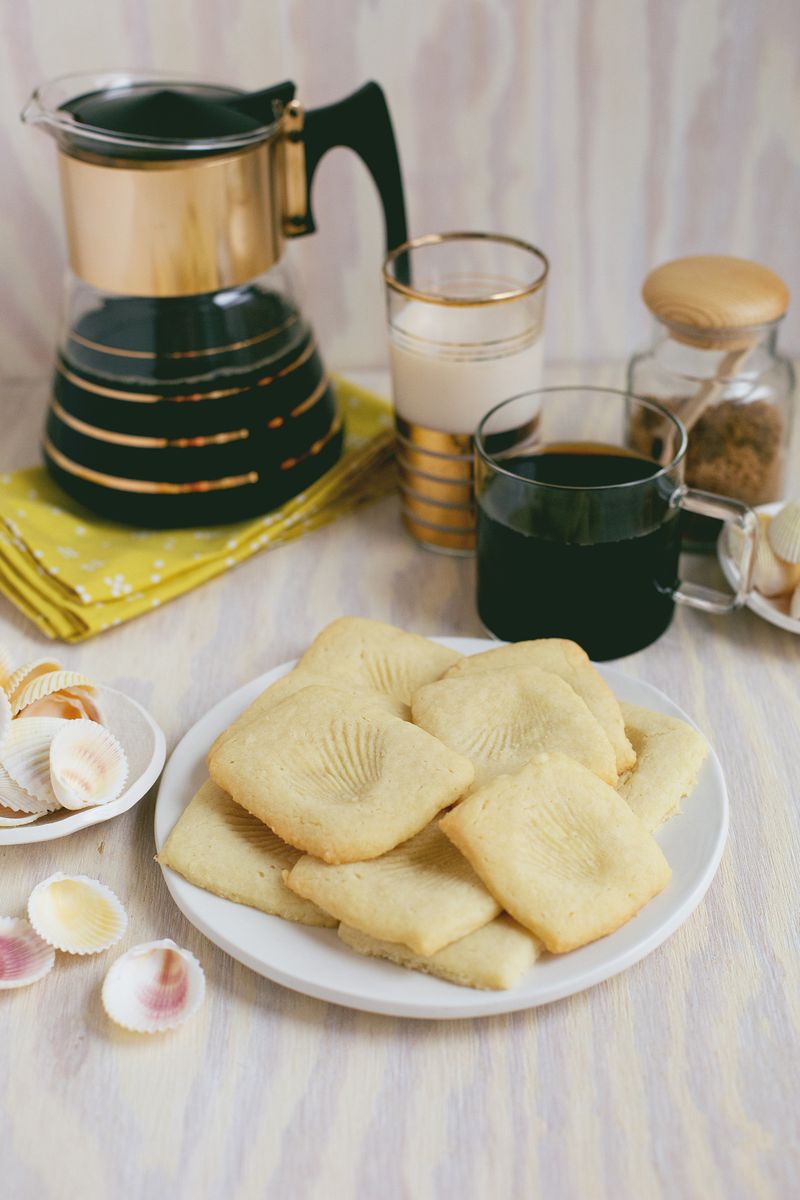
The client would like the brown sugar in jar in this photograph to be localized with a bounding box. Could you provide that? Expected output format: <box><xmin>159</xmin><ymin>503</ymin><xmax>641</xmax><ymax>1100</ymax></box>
<box><xmin>627</xmin><ymin>256</ymin><xmax>794</xmax><ymax>547</ymax></box>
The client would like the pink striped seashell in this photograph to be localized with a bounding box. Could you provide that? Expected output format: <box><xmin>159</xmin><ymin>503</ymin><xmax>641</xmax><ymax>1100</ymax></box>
<box><xmin>0</xmin><ymin>916</ymin><xmax>55</xmax><ymax>988</ymax></box>
<box><xmin>102</xmin><ymin>940</ymin><xmax>205</xmax><ymax>1033</ymax></box>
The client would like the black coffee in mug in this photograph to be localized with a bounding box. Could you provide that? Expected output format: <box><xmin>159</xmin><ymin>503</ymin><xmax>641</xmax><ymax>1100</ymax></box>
<box><xmin>477</xmin><ymin>443</ymin><xmax>680</xmax><ymax>660</ymax></box>
<box><xmin>474</xmin><ymin>389</ymin><xmax>757</xmax><ymax>661</ymax></box>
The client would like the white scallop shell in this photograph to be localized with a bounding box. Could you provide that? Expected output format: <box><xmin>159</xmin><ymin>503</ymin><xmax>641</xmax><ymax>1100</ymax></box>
<box><xmin>753</xmin><ymin>525</ymin><xmax>800</xmax><ymax>597</ymax></box>
<box><xmin>0</xmin><ymin>645</ymin><xmax>13</xmax><ymax>693</ymax></box>
<box><xmin>50</xmin><ymin>720</ymin><xmax>128</xmax><ymax>810</ymax></box>
<box><xmin>102</xmin><ymin>939</ymin><xmax>205</xmax><ymax>1033</ymax></box>
<box><xmin>0</xmin><ymin>717</ymin><xmax>66</xmax><ymax>812</ymax></box>
<box><xmin>0</xmin><ymin>687</ymin><xmax>10</xmax><ymax>753</ymax></box>
<box><xmin>0</xmin><ymin>761</ymin><xmax>38</xmax><ymax>814</ymax></box>
<box><xmin>12</xmin><ymin>670</ymin><xmax>98</xmax><ymax>718</ymax></box>
<box><xmin>5</xmin><ymin>658</ymin><xmax>64</xmax><ymax>705</ymax></box>
<box><xmin>767</xmin><ymin>499</ymin><xmax>800</xmax><ymax>564</ymax></box>
<box><xmin>791</xmin><ymin>583</ymin><xmax>800</xmax><ymax>622</ymax></box>
<box><xmin>0</xmin><ymin>805</ymin><xmax>39</xmax><ymax>827</ymax></box>
<box><xmin>28</xmin><ymin>873</ymin><xmax>127</xmax><ymax>954</ymax></box>
<box><xmin>0</xmin><ymin>916</ymin><xmax>55</xmax><ymax>988</ymax></box>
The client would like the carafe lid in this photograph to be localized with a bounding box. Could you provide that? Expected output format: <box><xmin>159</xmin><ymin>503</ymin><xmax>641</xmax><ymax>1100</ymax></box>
<box><xmin>642</xmin><ymin>255</ymin><xmax>789</xmax><ymax>349</ymax></box>
<box><xmin>23</xmin><ymin>71</ymin><xmax>295</xmax><ymax>160</ymax></box>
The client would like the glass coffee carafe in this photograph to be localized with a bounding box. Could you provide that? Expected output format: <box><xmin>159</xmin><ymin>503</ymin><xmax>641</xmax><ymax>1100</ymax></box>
<box><xmin>23</xmin><ymin>71</ymin><xmax>407</xmax><ymax>527</ymax></box>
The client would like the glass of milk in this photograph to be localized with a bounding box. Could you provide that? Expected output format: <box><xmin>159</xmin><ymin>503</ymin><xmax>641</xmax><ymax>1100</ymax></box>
<box><xmin>383</xmin><ymin>233</ymin><xmax>548</xmax><ymax>554</ymax></box>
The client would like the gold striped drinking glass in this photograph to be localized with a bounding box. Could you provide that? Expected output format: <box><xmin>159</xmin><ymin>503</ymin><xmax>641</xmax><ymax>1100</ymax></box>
<box><xmin>383</xmin><ymin>232</ymin><xmax>548</xmax><ymax>554</ymax></box>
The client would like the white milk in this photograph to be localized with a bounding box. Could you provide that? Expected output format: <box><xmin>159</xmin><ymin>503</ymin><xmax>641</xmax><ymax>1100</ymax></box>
<box><xmin>389</xmin><ymin>297</ymin><xmax>544</xmax><ymax>435</ymax></box>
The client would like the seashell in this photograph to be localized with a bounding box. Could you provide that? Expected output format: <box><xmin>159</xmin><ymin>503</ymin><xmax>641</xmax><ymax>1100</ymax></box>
<box><xmin>752</xmin><ymin>523</ymin><xmax>800</xmax><ymax>597</ymax></box>
<box><xmin>5</xmin><ymin>658</ymin><xmax>64</xmax><ymax>706</ymax></box>
<box><xmin>12</xmin><ymin>670</ymin><xmax>99</xmax><ymax>722</ymax></box>
<box><xmin>767</xmin><ymin>499</ymin><xmax>800</xmax><ymax>564</ymax></box>
<box><xmin>791</xmin><ymin>583</ymin><xmax>800</xmax><ymax>622</ymax></box>
<box><xmin>50</xmin><ymin>720</ymin><xmax>128</xmax><ymax>810</ymax></box>
<box><xmin>0</xmin><ymin>917</ymin><xmax>55</xmax><ymax>988</ymax></box>
<box><xmin>0</xmin><ymin>644</ymin><xmax>13</xmax><ymax>694</ymax></box>
<box><xmin>726</xmin><ymin>512</ymin><xmax>767</xmax><ymax>563</ymax></box>
<box><xmin>28</xmin><ymin>873</ymin><xmax>127</xmax><ymax>954</ymax></box>
<box><xmin>0</xmin><ymin>761</ymin><xmax>38</xmax><ymax>814</ymax></box>
<box><xmin>0</xmin><ymin>805</ymin><xmax>39</xmax><ymax>827</ymax></box>
<box><xmin>0</xmin><ymin>686</ymin><xmax>10</xmax><ymax>753</ymax></box>
<box><xmin>0</xmin><ymin>717</ymin><xmax>66</xmax><ymax>812</ymax></box>
<box><xmin>102</xmin><ymin>939</ymin><xmax>205</xmax><ymax>1033</ymax></box>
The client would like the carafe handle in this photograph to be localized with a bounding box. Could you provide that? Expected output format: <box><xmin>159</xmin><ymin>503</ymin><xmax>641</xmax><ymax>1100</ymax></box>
<box><xmin>282</xmin><ymin>82</ymin><xmax>408</xmax><ymax>252</ymax></box>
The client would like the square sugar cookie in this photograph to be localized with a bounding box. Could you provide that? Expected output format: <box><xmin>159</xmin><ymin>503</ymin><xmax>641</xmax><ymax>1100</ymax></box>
<box><xmin>285</xmin><ymin>823</ymin><xmax>501</xmax><ymax>956</ymax></box>
<box><xmin>412</xmin><ymin>667</ymin><xmax>617</xmax><ymax>788</ymax></box>
<box><xmin>298</xmin><ymin>617</ymin><xmax>462</xmax><ymax>711</ymax></box>
<box><xmin>338</xmin><ymin>915</ymin><xmax>542</xmax><ymax>991</ymax></box>
<box><xmin>439</xmin><ymin>752</ymin><xmax>671</xmax><ymax>953</ymax></box>
<box><xmin>209</xmin><ymin>685</ymin><xmax>474</xmax><ymax>863</ymax></box>
<box><xmin>157</xmin><ymin>780</ymin><xmax>335</xmax><ymax>927</ymax></box>
<box><xmin>444</xmin><ymin>638</ymin><xmax>635</xmax><ymax>773</ymax></box>
<box><xmin>617</xmin><ymin>702</ymin><xmax>708</xmax><ymax>831</ymax></box>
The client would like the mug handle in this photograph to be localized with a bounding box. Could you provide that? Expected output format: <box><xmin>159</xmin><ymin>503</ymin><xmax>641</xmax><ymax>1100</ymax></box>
<box><xmin>670</xmin><ymin>486</ymin><xmax>757</xmax><ymax>614</ymax></box>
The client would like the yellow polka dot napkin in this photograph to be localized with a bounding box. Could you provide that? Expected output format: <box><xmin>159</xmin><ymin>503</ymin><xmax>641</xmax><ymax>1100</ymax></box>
<box><xmin>0</xmin><ymin>377</ymin><xmax>396</xmax><ymax>642</ymax></box>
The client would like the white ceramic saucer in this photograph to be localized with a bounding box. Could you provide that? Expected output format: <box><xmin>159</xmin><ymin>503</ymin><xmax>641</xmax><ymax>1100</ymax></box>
<box><xmin>0</xmin><ymin>687</ymin><xmax>166</xmax><ymax>845</ymax></box>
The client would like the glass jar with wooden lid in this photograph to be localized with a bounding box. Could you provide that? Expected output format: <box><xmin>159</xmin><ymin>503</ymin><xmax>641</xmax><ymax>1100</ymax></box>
<box><xmin>627</xmin><ymin>255</ymin><xmax>793</xmax><ymax>547</ymax></box>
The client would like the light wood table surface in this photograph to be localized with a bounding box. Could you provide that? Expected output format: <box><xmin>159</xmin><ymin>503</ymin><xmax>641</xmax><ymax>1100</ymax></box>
<box><xmin>2</xmin><ymin>366</ymin><xmax>798</xmax><ymax>1200</ymax></box>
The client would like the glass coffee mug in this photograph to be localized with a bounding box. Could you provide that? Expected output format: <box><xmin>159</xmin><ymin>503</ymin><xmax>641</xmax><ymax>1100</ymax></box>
<box><xmin>474</xmin><ymin>387</ymin><xmax>757</xmax><ymax>660</ymax></box>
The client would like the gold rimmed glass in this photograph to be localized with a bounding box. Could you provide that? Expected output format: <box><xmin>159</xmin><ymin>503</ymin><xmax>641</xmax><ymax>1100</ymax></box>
<box><xmin>383</xmin><ymin>232</ymin><xmax>548</xmax><ymax>554</ymax></box>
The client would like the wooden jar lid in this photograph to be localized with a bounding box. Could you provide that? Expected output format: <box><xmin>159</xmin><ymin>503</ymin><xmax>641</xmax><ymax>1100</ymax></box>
<box><xmin>642</xmin><ymin>255</ymin><xmax>789</xmax><ymax>348</ymax></box>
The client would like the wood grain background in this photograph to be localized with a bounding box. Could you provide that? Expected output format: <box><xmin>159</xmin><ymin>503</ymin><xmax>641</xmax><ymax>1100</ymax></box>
<box><xmin>1</xmin><ymin>2</ymin><xmax>799</xmax><ymax>1194</ymax></box>
<box><xmin>1</xmin><ymin>365</ymin><xmax>799</xmax><ymax>1200</ymax></box>
<box><xmin>1</xmin><ymin>0</ymin><xmax>799</xmax><ymax>379</ymax></box>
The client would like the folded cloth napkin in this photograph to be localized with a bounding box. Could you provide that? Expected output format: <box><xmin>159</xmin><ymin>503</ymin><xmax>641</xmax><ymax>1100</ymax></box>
<box><xmin>0</xmin><ymin>377</ymin><xmax>395</xmax><ymax>642</ymax></box>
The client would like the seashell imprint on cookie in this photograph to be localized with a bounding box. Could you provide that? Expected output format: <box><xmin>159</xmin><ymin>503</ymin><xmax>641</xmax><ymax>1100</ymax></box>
<box><xmin>459</xmin><ymin>702</ymin><xmax>556</xmax><ymax>763</ymax></box>
<box><xmin>412</xmin><ymin>667</ymin><xmax>617</xmax><ymax>788</ymax></box>
<box><xmin>299</xmin><ymin>717</ymin><xmax>386</xmax><ymax>800</ymax></box>
<box><xmin>208</xmin><ymin>684</ymin><xmax>474</xmax><ymax>863</ymax></box>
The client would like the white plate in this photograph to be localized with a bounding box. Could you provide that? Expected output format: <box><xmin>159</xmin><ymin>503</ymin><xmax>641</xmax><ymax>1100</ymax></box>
<box><xmin>718</xmin><ymin>501</ymin><xmax>800</xmax><ymax>635</ymax></box>
<box><xmin>155</xmin><ymin>637</ymin><xmax>728</xmax><ymax>1019</ymax></box>
<box><xmin>0</xmin><ymin>687</ymin><xmax>166</xmax><ymax>845</ymax></box>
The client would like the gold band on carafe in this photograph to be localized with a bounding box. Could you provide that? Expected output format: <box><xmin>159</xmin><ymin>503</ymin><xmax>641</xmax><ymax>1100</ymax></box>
<box><xmin>58</xmin><ymin>140</ymin><xmax>284</xmax><ymax>296</ymax></box>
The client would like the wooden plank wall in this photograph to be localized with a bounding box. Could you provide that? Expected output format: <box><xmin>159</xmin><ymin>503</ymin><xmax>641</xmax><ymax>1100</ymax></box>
<box><xmin>1</xmin><ymin>0</ymin><xmax>798</xmax><ymax>377</ymax></box>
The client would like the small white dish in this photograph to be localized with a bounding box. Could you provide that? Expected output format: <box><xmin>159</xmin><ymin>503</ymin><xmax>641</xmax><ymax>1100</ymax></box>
<box><xmin>0</xmin><ymin>687</ymin><xmax>166</xmax><ymax>845</ymax></box>
<box><xmin>718</xmin><ymin>501</ymin><xmax>800</xmax><ymax>635</ymax></box>
<box><xmin>155</xmin><ymin>637</ymin><xmax>728</xmax><ymax>1020</ymax></box>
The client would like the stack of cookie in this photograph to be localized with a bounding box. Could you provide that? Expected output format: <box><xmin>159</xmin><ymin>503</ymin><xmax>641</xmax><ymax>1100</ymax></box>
<box><xmin>158</xmin><ymin>618</ymin><xmax>708</xmax><ymax>991</ymax></box>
